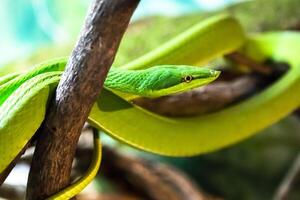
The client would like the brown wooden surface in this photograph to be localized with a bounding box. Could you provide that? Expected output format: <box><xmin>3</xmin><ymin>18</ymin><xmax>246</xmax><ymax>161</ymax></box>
<box><xmin>26</xmin><ymin>0</ymin><xmax>140</xmax><ymax>199</ymax></box>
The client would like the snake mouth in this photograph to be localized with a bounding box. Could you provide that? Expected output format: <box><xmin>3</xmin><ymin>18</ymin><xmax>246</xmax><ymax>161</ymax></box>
<box><xmin>195</xmin><ymin>70</ymin><xmax>220</xmax><ymax>78</ymax></box>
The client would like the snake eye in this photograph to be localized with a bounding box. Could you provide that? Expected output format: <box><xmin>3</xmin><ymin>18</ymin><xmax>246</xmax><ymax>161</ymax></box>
<box><xmin>183</xmin><ymin>75</ymin><xmax>193</xmax><ymax>83</ymax></box>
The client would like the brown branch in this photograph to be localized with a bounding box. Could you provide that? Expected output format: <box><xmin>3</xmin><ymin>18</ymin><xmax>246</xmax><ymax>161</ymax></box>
<box><xmin>134</xmin><ymin>74</ymin><xmax>266</xmax><ymax>117</ymax></box>
<box><xmin>101</xmin><ymin>145</ymin><xmax>221</xmax><ymax>200</ymax></box>
<box><xmin>60</xmin><ymin>127</ymin><xmax>221</xmax><ymax>200</ymax></box>
<box><xmin>134</xmin><ymin>53</ymin><xmax>289</xmax><ymax>117</ymax></box>
<box><xmin>19</xmin><ymin>129</ymin><xmax>220</xmax><ymax>200</ymax></box>
<box><xmin>225</xmin><ymin>52</ymin><xmax>272</xmax><ymax>75</ymax></box>
<box><xmin>74</xmin><ymin>128</ymin><xmax>219</xmax><ymax>200</ymax></box>
<box><xmin>26</xmin><ymin>0</ymin><xmax>140</xmax><ymax>199</ymax></box>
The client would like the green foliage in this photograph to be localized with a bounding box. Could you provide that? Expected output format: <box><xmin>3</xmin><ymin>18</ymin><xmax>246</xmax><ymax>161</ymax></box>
<box><xmin>225</xmin><ymin>0</ymin><xmax>300</xmax><ymax>31</ymax></box>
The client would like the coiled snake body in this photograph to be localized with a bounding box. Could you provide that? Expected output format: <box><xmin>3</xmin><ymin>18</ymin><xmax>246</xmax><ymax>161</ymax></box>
<box><xmin>1</xmin><ymin>15</ymin><xmax>300</xmax><ymax>199</ymax></box>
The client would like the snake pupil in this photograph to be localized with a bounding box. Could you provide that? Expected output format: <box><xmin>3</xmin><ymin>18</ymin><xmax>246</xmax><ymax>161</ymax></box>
<box><xmin>184</xmin><ymin>75</ymin><xmax>193</xmax><ymax>83</ymax></box>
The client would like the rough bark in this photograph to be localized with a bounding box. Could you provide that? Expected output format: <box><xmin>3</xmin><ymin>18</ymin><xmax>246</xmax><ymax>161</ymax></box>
<box><xmin>26</xmin><ymin>0</ymin><xmax>140</xmax><ymax>199</ymax></box>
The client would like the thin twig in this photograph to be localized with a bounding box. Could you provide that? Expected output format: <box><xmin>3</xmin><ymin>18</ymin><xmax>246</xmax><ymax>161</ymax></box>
<box><xmin>273</xmin><ymin>153</ymin><xmax>300</xmax><ymax>200</ymax></box>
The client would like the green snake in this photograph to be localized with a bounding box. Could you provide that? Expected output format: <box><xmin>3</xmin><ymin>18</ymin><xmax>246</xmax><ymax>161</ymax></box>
<box><xmin>1</xmin><ymin>14</ymin><xmax>300</xmax><ymax>199</ymax></box>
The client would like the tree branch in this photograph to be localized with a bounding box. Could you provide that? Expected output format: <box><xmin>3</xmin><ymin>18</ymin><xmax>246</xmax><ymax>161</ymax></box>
<box><xmin>26</xmin><ymin>0</ymin><xmax>140</xmax><ymax>199</ymax></box>
<box><xmin>134</xmin><ymin>74</ymin><xmax>265</xmax><ymax>117</ymax></box>
<box><xmin>225</xmin><ymin>52</ymin><xmax>272</xmax><ymax>75</ymax></box>
<box><xmin>100</xmin><ymin>145</ymin><xmax>221</xmax><ymax>200</ymax></box>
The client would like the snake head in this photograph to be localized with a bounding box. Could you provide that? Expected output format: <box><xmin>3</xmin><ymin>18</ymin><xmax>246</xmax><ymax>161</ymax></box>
<box><xmin>140</xmin><ymin>65</ymin><xmax>220</xmax><ymax>98</ymax></box>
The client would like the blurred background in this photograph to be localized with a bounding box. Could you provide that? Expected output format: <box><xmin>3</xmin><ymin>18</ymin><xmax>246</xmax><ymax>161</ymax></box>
<box><xmin>0</xmin><ymin>0</ymin><xmax>240</xmax><ymax>66</ymax></box>
<box><xmin>1</xmin><ymin>0</ymin><xmax>300</xmax><ymax>200</ymax></box>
